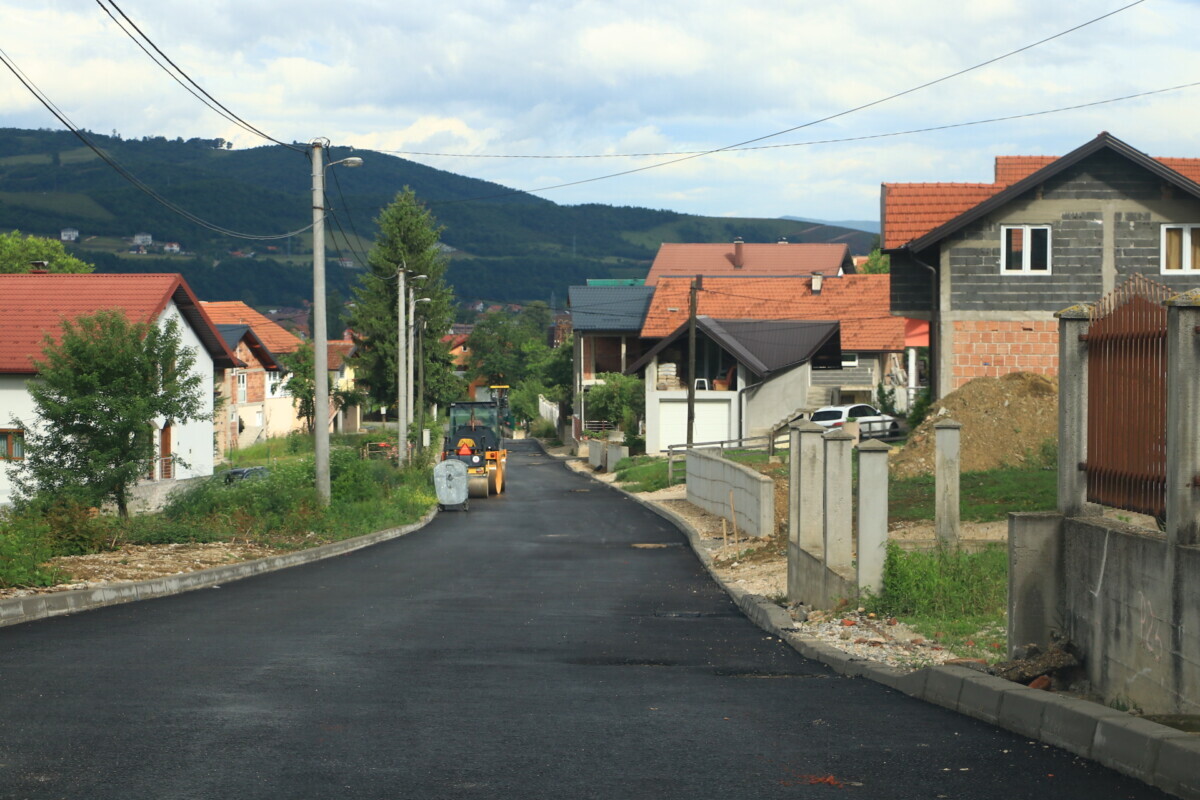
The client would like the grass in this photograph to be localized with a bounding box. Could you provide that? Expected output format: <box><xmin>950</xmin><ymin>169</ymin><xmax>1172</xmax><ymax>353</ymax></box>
<box><xmin>890</xmin><ymin>467</ymin><xmax>1057</xmax><ymax>523</ymax></box>
<box><xmin>612</xmin><ymin>455</ymin><xmax>680</xmax><ymax>493</ymax></box>
<box><xmin>864</xmin><ymin>543</ymin><xmax>1010</xmax><ymax>662</ymax></box>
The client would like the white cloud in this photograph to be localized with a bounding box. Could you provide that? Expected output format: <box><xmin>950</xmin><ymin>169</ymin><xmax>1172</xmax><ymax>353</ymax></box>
<box><xmin>4</xmin><ymin>0</ymin><xmax>1200</xmax><ymax>221</ymax></box>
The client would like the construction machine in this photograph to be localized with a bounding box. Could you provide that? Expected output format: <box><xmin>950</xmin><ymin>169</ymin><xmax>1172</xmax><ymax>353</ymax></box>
<box><xmin>442</xmin><ymin>388</ymin><xmax>509</xmax><ymax>498</ymax></box>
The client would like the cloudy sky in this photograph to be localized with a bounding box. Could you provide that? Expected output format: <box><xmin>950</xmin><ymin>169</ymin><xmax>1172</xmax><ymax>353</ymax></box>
<box><xmin>5</xmin><ymin>0</ymin><xmax>1200</xmax><ymax>223</ymax></box>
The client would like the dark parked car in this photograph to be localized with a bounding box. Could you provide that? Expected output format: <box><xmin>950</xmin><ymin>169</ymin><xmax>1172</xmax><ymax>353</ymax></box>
<box><xmin>218</xmin><ymin>466</ymin><xmax>269</xmax><ymax>484</ymax></box>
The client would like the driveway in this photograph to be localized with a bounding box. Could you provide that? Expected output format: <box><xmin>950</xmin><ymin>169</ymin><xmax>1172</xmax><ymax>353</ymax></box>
<box><xmin>0</xmin><ymin>440</ymin><xmax>1167</xmax><ymax>798</ymax></box>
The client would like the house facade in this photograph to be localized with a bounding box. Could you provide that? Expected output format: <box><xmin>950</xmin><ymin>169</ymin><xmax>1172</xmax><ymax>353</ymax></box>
<box><xmin>201</xmin><ymin>301</ymin><xmax>306</xmax><ymax>443</ymax></box>
<box><xmin>567</xmin><ymin>285</ymin><xmax>655</xmax><ymax>438</ymax></box>
<box><xmin>884</xmin><ymin>132</ymin><xmax>1200</xmax><ymax>398</ymax></box>
<box><xmin>0</xmin><ymin>273</ymin><xmax>238</xmax><ymax>506</ymax></box>
<box><xmin>214</xmin><ymin>324</ymin><xmax>281</xmax><ymax>455</ymax></box>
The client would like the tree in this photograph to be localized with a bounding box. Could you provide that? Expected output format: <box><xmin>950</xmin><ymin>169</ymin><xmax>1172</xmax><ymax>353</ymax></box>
<box><xmin>280</xmin><ymin>342</ymin><xmax>364</xmax><ymax>433</ymax></box>
<box><xmin>586</xmin><ymin>372</ymin><xmax>644</xmax><ymax>428</ymax></box>
<box><xmin>0</xmin><ymin>230</ymin><xmax>92</xmax><ymax>273</ymax></box>
<box><xmin>348</xmin><ymin>188</ymin><xmax>461</xmax><ymax>414</ymax></box>
<box><xmin>11</xmin><ymin>310</ymin><xmax>205</xmax><ymax>517</ymax></box>
<box><xmin>859</xmin><ymin>247</ymin><xmax>890</xmax><ymax>275</ymax></box>
<box><xmin>466</xmin><ymin>311</ymin><xmax>542</xmax><ymax>386</ymax></box>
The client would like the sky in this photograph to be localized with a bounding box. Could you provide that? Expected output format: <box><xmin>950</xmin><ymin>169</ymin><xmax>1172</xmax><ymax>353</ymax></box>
<box><xmin>5</xmin><ymin>0</ymin><xmax>1200</xmax><ymax>224</ymax></box>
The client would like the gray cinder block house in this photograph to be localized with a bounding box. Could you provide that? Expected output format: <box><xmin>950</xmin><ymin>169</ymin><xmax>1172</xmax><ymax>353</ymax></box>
<box><xmin>883</xmin><ymin>132</ymin><xmax>1200</xmax><ymax>399</ymax></box>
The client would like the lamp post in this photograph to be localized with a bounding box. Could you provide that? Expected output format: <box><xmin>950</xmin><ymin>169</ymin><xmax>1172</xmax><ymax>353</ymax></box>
<box><xmin>311</xmin><ymin>139</ymin><xmax>362</xmax><ymax>505</ymax></box>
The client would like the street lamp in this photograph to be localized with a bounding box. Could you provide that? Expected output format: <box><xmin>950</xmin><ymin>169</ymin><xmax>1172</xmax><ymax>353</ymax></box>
<box><xmin>311</xmin><ymin>139</ymin><xmax>362</xmax><ymax>505</ymax></box>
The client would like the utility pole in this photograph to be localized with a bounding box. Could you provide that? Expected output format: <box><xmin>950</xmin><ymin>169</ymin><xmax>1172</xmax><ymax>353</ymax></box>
<box><xmin>397</xmin><ymin>266</ymin><xmax>407</xmax><ymax>463</ymax></box>
<box><xmin>687</xmin><ymin>275</ymin><xmax>700</xmax><ymax>447</ymax></box>
<box><xmin>417</xmin><ymin>321</ymin><xmax>426</xmax><ymax>452</ymax></box>
<box><xmin>407</xmin><ymin>283</ymin><xmax>416</xmax><ymax>447</ymax></box>
<box><xmin>311</xmin><ymin>140</ymin><xmax>331</xmax><ymax>505</ymax></box>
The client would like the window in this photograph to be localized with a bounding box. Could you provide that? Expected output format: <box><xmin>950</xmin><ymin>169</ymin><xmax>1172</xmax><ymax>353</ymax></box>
<box><xmin>841</xmin><ymin>353</ymin><xmax>859</xmax><ymax>368</ymax></box>
<box><xmin>1001</xmin><ymin>225</ymin><xmax>1051</xmax><ymax>273</ymax></box>
<box><xmin>236</xmin><ymin>372</ymin><xmax>247</xmax><ymax>404</ymax></box>
<box><xmin>0</xmin><ymin>429</ymin><xmax>23</xmax><ymax>460</ymax></box>
<box><xmin>1161</xmin><ymin>224</ymin><xmax>1200</xmax><ymax>273</ymax></box>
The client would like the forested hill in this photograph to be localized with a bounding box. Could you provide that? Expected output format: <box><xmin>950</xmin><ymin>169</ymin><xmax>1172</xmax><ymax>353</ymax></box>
<box><xmin>0</xmin><ymin>128</ymin><xmax>876</xmax><ymax>306</ymax></box>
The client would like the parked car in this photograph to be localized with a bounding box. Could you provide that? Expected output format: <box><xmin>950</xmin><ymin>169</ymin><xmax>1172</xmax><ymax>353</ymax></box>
<box><xmin>217</xmin><ymin>466</ymin><xmax>269</xmax><ymax>484</ymax></box>
<box><xmin>808</xmin><ymin>404</ymin><xmax>900</xmax><ymax>436</ymax></box>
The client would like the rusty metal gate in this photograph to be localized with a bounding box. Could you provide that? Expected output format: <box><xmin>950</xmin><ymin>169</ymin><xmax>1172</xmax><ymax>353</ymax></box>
<box><xmin>1083</xmin><ymin>275</ymin><xmax>1172</xmax><ymax>519</ymax></box>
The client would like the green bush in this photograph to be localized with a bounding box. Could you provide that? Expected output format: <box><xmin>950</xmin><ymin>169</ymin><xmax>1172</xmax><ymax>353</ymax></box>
<box><xmin>906</xmin><ymin>388</ymin><xmax>932</xmax><ymax>431</ymax></box>
<box><xmin>0</xmin><ymin>513</ymin><xmax>62</xmax><ymax>588</ymax></box>
<box><xmin>866</xmin><ymin>543</ymin><xmax>1008</xmax><ymax>622</ymax></box>
<box><xmin>530</xmin><ymin>417</ymin><xmax>557</xmax><ymax>439</ymax></box>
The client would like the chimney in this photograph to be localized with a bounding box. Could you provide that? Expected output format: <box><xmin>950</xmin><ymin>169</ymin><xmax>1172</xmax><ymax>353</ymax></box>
<box><xmin>732</xmin><ymin>237</ymin><xmax>744</xmax><ymax>268</ymax></box>
<box><xmin>777</xmin><ymin>236</ymin><xmax>788</xmax><ymax>245</ymax></box>
<box><xmin>811</xmin><ymin>271</ymin><xmax>824</xmax><ymax>294</ymax></box>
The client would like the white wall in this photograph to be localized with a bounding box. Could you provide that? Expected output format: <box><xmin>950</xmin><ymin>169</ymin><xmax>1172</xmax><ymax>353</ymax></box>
<box><xmin>0</xmin><ymin>374</ymin><xmax>37</xmax><ymax>506</ymax></box>
<box><xmin>645</xmin><ymin>355</ymin><xmax>736</xmax><ymax>452</ymax></box>
<box><xmin>156</xmin><ymin>303</ymin><xmax>215</xmax><ymax>480</ymax></box>
<box><xmin>742</xmin><ymin>363</ymin><xmax>812</xmax><ymax>437</ymax></box>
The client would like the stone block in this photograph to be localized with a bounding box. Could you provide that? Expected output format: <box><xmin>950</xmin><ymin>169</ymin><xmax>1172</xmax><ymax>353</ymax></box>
<box><xmin>1091</xmin><ymin>715</ymin><xmax>1191</xmax><ymax>783</ymax></box>
<box><xmin>922</xmin><ymin>666</ymin><xmax>968</xmax><ymax>711</ymax></box>
<box><xmin>997</xmin><ymin>686</ymin><xmax>1047</xmax><ymax>739</ymax></box>
<box><xmin>955</xmin><ymin>673</ymin><xmax>1023</xmax><ymax>725</ymax></box>
<box><xmin>1154</xmin><ymin>736</ymin><xmax>1200</xmax><ymax>799</ymax></box>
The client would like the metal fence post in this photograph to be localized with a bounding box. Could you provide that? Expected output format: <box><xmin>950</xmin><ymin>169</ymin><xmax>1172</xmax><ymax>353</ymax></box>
<box><xmin>934</xmin><ymin>419</ymin><xmax>962</xmax><ymax>547</ymax></box>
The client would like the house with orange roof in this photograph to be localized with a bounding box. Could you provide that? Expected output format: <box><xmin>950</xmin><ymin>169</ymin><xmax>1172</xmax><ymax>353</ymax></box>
<box><xmin>628</xmin><ymin>275</ymin><xmax>906</xmax><ymax>452</ymax></box>
<box><xmin>883</xmin><ymin>132</ymin><xmax>1200</xmax><ymax>398</ymax></box>
<box><xmin>645</xmin><ymin>240</ymin><xmax>854</xmax><ymax>286</ymax></box>
<box><xmin>326</xmin><ymin>340</ymin><xmax>363</xmax><ymax>433</ymax></box>
<box><xmin>201</xmin><ymin>300</ymin><xmax>309</xmax><ymax>445</ymax></box>
<box><xmin>0</xmin><ymin>273</ymin><xmax>239</xmax><ymax>507</ymax></box>
<box><xmin>214</xmin><ymin>324</ymin><xmax>282</xmax><ymax>455</ymax></box>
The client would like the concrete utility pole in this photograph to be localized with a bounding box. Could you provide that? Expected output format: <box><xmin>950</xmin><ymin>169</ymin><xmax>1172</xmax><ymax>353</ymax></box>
<box><xmin>687</xmin><ymin>276</ymin><xmax>700</xmax><ymax>446</ymax></box>
<box><xmin>310</xmin><ymin>139</ymin><xmax>361</xmax><ymax>503</ymax></box>
<box><xmin>397</xmin><ymin>266</ymin><xmax>407</xmax><ymax>463</ymax></box>
<box><xmin>311</xmin><ymin>140</ymin><xmax>331</xmax><ymax>505</ymax></box>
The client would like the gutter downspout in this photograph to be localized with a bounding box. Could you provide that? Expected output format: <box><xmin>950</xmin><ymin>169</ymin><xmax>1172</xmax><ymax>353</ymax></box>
<box><xmin>909</xmin><ymin>250</ymin><xmax>940</xmax><ymax>400</ymax></box>
<box><xmin>737</xmin><ymin>377</ymin><xmax>765</xmax><ymax>441</ymax></box>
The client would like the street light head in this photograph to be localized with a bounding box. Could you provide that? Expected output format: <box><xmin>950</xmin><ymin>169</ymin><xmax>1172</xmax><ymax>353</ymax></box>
<box><xmin>341</xmin><ymin>157</ymin><xmax>363</xmax><ymax>168</ymax></box>
<box><xmin>415</xmin><ymin>297</ymin><xmax>433</xmax><ymax>304</ymax></box>
<box><xmin>412</xmin><ymin>274</ymin><xmax>429</xmax><ymax>281</ymax></box>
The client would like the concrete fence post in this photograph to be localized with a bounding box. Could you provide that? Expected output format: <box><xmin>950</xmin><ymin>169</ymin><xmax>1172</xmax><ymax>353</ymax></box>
<box><xmin>934</xmin><ymin>419</ymin><xmax>962</xmax><ymax>546</ymax></box>
<box><xmin>788</xmin><ymin>420</ymin><xmax>826</xmax><ymax>602</ymax></box>
<box><xmin>823</xmin><ymin>429</ymin><xmax>854</xmax><ymax>577</ymax></box>
<box><xmin>1165</xmin><ymin>290</ymin><xmax>1200</xmax><ymax>548</ymax></box>
<box><xmin>1056</xmin><ymin>305</ymin><xmax>1092</xmax><ymax>517</ymax></box>
<box><xmin>856</xmin><ymin>438</ymin><xmax>890</xmax><ymax>595</ymax></box>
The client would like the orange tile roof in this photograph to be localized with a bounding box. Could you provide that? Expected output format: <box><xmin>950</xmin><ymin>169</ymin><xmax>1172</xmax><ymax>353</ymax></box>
<box><xmin>641</xmin><ymin>275</ymin><xmax>904</xmax><ymax>351</ymax></box>
<box><xmin>0</xmin><ymin>273</ymin><xmax>236</xmax><ymax>373</ymax></box>
<box><xmin>200</xmin><ymin>301</ymin><xmax>303</xmax><ymax>355</ymax></box>
<box><xmin>327</xmin><ymin>340</ymin><xmax>355</xmax><ymax>371</ymax></box>
<box><xmin>645</xmin><ymin>242</ymin><xmax>850</xmax><ymax>285</ymax></box>
<box><xmin>881</xmin><ymin>183</ymin><xmax>1000</xmax><ymax>250</ymax></box>
<box><xmin>994</xmin><ymin>156</ymin><xmax>1056</xmax><ymax>185</ymax></box>
<box><xmin>886</xmin><ymin>149</ymin><xmax>1200</xmax><ymax>250</ymax></box>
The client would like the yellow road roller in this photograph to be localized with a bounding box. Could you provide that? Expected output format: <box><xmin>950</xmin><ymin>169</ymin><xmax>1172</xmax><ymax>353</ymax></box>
<box><xmin>442</xmin><ymin>398</ymin><xmax>508</xmax><ymax>498</ymax></box>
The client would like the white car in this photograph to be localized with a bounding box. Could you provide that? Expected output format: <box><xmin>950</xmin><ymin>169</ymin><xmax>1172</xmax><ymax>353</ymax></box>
<box><xmin>809</xmin><ymin>404</ymin><xmax>900</xmax><ymax>436</ymax></box>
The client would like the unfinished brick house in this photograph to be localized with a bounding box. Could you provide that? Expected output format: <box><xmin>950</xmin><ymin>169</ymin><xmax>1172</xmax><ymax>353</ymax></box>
<box><xmin>883</xmin><ymin>132</ymin><xmax>1200</xmax><ymax>398</ymax></box>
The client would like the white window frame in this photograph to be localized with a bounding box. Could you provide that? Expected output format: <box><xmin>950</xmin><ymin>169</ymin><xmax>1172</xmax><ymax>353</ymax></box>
<box><xmin>1000</xmin><ymin>225</ymin><xmax>1052</xmax><ymax>274</ymax></box>
<box><xmin>236</xmin><ymin>372</ymin><xmax>247</xmax><ymax>404</ymax></box>
<box><xmin>841</xmin><ymin>353</ymin><xmax>859</xmax><ymax>368</ymax></box>
<box><xmin>1160</xmin><ymin>224</ymin><xmax>1200</xmax><ymax>274</ymax></box>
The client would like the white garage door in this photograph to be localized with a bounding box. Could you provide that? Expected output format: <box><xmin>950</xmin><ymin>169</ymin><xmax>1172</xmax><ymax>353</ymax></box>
<box><xmin>659</xmin><ymin>399</ymin><xmax>732</xmax><ymax>449</ymax></box>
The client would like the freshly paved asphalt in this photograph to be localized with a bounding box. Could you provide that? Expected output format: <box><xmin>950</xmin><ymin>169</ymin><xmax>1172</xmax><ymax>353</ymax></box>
<box><xmin>0</xmin><ymin>440</ymin><xmax>1169</xmax><ymax>799</ymax></box>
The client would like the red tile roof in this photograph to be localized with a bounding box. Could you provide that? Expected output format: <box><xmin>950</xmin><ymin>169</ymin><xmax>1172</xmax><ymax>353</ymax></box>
<box><xmin>327</xmin><ymin>340</ymin><xmax>355</xmax><ymax>371</ymax></box>
<box><xmin>640</xmin><ymin>275</ymin><xmax>904</xmax><ymax>351</ymax></box>
<box><xmin>201</xmin><ymin>301</ymin><xmax>303</xmax><ymax>355</ymax></box>
<box><xmin>886</xmin><ymin>149</ymin><xmax>1200</xmax><ymax>250</ymax></box>
<box><xmin>645</xmin><ymin>242</ymin><xmax>850</xmax><ymax>285</ymax></box>
<box><xmin>0</xmin><ymin>273</ymin><xmax>237</xmax><ymax>374</ymax></box>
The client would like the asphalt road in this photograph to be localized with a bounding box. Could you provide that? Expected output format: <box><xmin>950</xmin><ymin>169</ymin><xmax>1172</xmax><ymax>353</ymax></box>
<box><xmin>0</xmin><ymin>440</ymin><xmax>1169</xmax><ymax>799</ymax></box>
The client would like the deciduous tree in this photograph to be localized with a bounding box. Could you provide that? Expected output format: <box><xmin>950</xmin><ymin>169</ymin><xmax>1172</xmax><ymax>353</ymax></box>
<box><xmin>11</xmin><ymin>310</ymin><xmax>204</xmax><ymax>517</ymax></box>
<box><xmin>0</xmin><ymin>230</ymin><xmax>92</xmax><ymax>273</ymax></box>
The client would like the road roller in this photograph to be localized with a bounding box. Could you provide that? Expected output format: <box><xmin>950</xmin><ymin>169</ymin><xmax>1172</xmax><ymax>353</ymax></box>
<box><xmin>442</xmin><ymin>397</ymin><xmax>508</xmax><ymax>499</ymax></box>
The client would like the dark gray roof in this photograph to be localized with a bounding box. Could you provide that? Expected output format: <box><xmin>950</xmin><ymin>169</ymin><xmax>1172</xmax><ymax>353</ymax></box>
<box><xmin>568</xmin><ymin>285</ymin><xmax>655</xmax><ymax>332</ymax></box>
<box><xmin>217</xmin><ymin>324</ymin><xmax>250</xmax><ymax>351</ymax></box>
<box><xmin>625</xmin><ymin>316</ymin><xmax>841</xmax><ymax>379</ymax></box>
<box><xmin>215</xmin><ymin>323</ymin><xmax>281</xmax><ymax>371</ymax></box>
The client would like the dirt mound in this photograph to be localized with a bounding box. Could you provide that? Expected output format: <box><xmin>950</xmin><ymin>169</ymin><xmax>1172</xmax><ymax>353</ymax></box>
<box><xmin>891</xmin><ymin>372</ymin><xmax>1058</xmax><ymax>479</ymax></box>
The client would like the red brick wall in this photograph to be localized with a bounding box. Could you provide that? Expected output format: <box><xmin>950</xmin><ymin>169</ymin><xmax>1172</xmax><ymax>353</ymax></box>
<box><xmin>950</xmin><ymin>320</ymin><xmax>1058</xmax><ymax>390</ymax></box>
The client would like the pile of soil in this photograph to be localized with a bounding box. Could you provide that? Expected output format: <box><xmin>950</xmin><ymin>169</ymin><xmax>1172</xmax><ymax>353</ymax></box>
<box><xmin>891</xmin><ymin>372</ymin><xmax>1058</xmax><ymax>479</ymax></box>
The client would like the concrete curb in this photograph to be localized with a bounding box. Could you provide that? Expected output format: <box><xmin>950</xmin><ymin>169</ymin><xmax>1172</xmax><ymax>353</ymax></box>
<box><xmin>0</xmin><ymin>506</ymin><xmax>438</xmax><ymax>629</ymax></box>
<box><xmin>567</xmin><ymin>462</ymin><xmax>1200</xmax><ymax>800</ymax></box>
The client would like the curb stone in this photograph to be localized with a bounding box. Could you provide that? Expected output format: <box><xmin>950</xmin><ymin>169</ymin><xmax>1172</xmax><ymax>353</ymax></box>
<box><xmin>564</xmin><ymin>459</ymin><xmax>1200</xmax><ymax>800</ymax></box>
<box><xmin>0</xmin><ymin>506</ymin><xmax>438</xmax><ymax>629</ymax></box>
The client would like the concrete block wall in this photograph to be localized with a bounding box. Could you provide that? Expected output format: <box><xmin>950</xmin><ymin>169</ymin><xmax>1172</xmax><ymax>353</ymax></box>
<box><xmin>950</xmin><ymin>319</ymin><xmax>1058</xmax><ymax>390</ymax></box>
<box><xmin>605</xmin><ymin>443</ymin><xmax>629</xmax><ymax>471</ymax></box>
<box><xmin>587</xmin><ymin>441</ymin><xmax>606</xmax><ymax>471</ymax></box>
<box><xmin>686</xmin><ymin>449</ymin><xmax>774</xmax><ymax>538</ymax></box>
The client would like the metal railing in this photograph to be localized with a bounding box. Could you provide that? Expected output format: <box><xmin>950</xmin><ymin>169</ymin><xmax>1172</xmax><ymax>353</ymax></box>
<box><xmin>1082</xmin><ymin>275</ymin><xmax>1171</xmax><ymax>519</ymax></box>
<box><xmin>665</xmin><ymin>433</ymin><xmax>788</xmax><ymax>486</ymax></box>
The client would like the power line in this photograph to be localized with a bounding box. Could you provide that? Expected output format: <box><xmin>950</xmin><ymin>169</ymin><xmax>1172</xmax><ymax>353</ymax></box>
<box><xmin>0</xmin><ymin>45</ymin><xmax>316</xmax><ymax>241</ymax></box>
<box><xmin>387</xmin><ymin>80</ymin><xmax>1200</xmax><ymax>161</ymax></box>
<box><xmin>420</xmin><ymin>0</ymin><xmax>1146</xmax><ymax>206</ymax></box>
<box><xmin>95</xmin><ymin>0</ymin><xmax>305</xmax><ymax>153</ymax></box>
